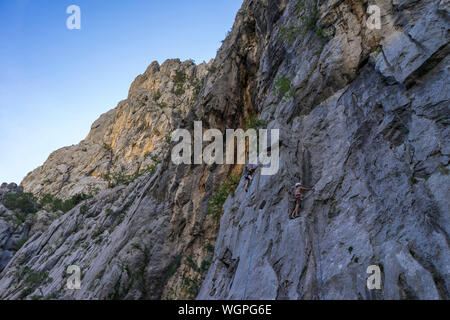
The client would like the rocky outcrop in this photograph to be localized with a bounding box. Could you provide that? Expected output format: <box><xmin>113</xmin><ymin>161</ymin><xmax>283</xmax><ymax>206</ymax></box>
<box><xmin>0</xmin><ymin>183</ymin><xmax>57</xmax><ymax>273</ymax></box>
<box><xmin>0</xmin><ymin>204</ymin><xmax>30</xmax><ymax>273</ymax></box>
<box><xmin>0</xmin><ymin>0</ymin><xmax>448</xmax><ymax>300</ymax></box>
<box><xmin>21</xmin><ymin>59</ymin><xmax>211</xmax><ymax>200</ymax></box>
<box><xmin>0</xmin><ymin>183</ymin><xmax>23</xmax><ymax>200</ymax></box>
<box><xmin>0</xmin><ymin>184</ymin><xmax>30</xmax><ymax>272</ymax></box>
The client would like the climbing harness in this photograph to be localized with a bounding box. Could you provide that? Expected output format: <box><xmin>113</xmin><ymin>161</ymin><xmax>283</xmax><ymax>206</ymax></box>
<box><xmin>289</xmin><ymin>189</ymin><xmax>315</xmax><ymax>219</ymax></box>
<box><xmin>242</xmin><ymin>207</ymin><xmax>257</xmax><ymax>300</ymax></box>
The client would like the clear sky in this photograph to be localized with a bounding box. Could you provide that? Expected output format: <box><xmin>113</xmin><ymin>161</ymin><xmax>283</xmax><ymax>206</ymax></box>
<box><xmin>0</xmin><ymin>0</ymin><xmax>243</xmax><ymax>184</ymax></box>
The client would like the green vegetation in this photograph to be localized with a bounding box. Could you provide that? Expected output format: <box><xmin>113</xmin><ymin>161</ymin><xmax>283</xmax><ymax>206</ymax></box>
<box><xmin>140</xmin><ymin>164</ymin><xmax>159</xmax><ymax>176</ymax></box>
<box><xmin>200</xmin><ymin>259</ymin><xmax>211</xmax><ymax>273</ymax></box>
<box><xmin>173</xmin><ymin>70</ymin><xmax>186</xmax><ymax>84</ymax></box>
<box><xmin>183</xmin><ymin>276</ymin><xmax>202</xmax><ymax>299</ymax></box>
<box><xmin>144</xmin><ymin>151</ymin><xmax>161</xmax><ymax>160</ymax></box>
<box><xmin>280</xmin><ymin>25</ymin><xmax>301</xmax><ymax>44</ymax></box>
<box><xmin>208</xmin><ymin>66</ymin><xmax>217</xmax><ymax>73</ymax></box>
<box><xmin>153</xmin><ymin>90</ymin><xmax>162</xmax><ymax>101</ymax></box>
<box><xmin>44</xmin><ymin>291</ymin><xmax>60</xmax><ymax>300</ymax></box>
<box><xmin>295</xmin><ymin>0</ymin><xmax>306</xmax><ymax>14</ymax></box>
<box><xmin>80</xmin><ymin>204</ymin><xmax>89</xmax><ymax>215</ymax></box>
<box><xmin>191</xmin><ymin>78</ymin><xmax>204</xmax><ymax>96</ymax></box>
<box><xmin>245</xmin><ymin>115</ymin><xmax>268</xmax><ymax>131</ymax></box>
<box><xmin>173</xmin><ymin>71</ymin><xmax>186</xmax><ymax>96</ymax></box>
<box><xmin>174</xmin><ymin>86</ymin><xmax>185</xmax><ymax>96</ymax></box>
<box><xmin>5</xmin><ymin>211</ymin><xmax>30</xmax><ymax>226</ymax></box>
<box><xmin>302</xmin><ymin>8</ymin><xmax>319</xmax><ymax>32</ymax></box>
<box><xmin>279</xmin><ymin>1</ymin><xmax>324</xmax><ymax>45</ymax></box>
<box><xmin>103</xmin><ymin>163</ymin><xmax>159</xmax><ymax>188</ymax></box>
<box><xmin>39</xmin><ymin>193</ymin><xmax>91</xmax><ymax>213</ymax></box>
<box><xmin>166</xmin><ymin>255</ymin><xmax>183</xmax><ymax>278</ymax></box>
<box><xmin>3</xmin><ymin>193</ymin><xmax>37</xmax><ymax>214</ymax></box>
<box><xmin>103</xmin><ymin>143</ymin><xmax>113</xmax><ymax>153</ymax></box>
<box><xmin>186</xmin><ymin>255</ymin><xmax>201</xmax><ymax>273</ymax></box>
<box><xmin>0</xmin><ymin>193</ymin><xmax>38</xmax><ymax>226</ymax></box>
<box><xmin>207</xmin><ymin>173</ymin><xmax>241</xmax><ymax>221</ymax></box>
<box><xmin>348</xmin><ymin>246</ymin><xmax>353</xmax><ymax>254</ymax></box>
<box><xmin>315</xmin><ymin>27</ymin><xmax>327</xmax><ymax>39</ymax></box>
<box><xmin>272</xmin><ymin>76</ymin><xmax>294</xmax><ymax>102</ymax></box>
<box><xmin>371</xmin><ymin>46</ymin><xmax>382</xmax><ymax>54</ymax></box>
<box><xmin>181</xmin><ymin>248</ymin><xmax>214</xmax><ymax>299</ymax></box>
<box><xmin>149</xmin><ymin>154</ymin><xmax>162</xmax><ymax>163</ymax></box>
<box><xmin>165</xmin><ymin>244</ymin><xmax>215</xmax><ymax>299</ymax></box>
<box><xmin>19</xmin><ymin>267</ymin><xmax>52</xmax><ymax>299</ymax></box>
<box><xmin>157</xmin><ymin>102</ymin><xmax>168</xmax><ymax>109</ymax></box>
<box><xmin>15</xmin><ymin>237</ymin><xmax>28</xmax><ymax>251</ymax></box>
<box><xmin>252</xmin><ymin>120</ymin><xmax>269</xmax><ymax>130</ymax></box>
<box><xmin>204</xmin><ymin>243</ymin><xmax>215</xmax><ymax>254</ymax></box>
<box><xmin>131</xmin><ymin>243</ymin><xmax>142</xmax><ymax>251</ymax></box>
<box><xmin>92</xmin><ymin>227</ymin><xmax>104</xmax><ymax>240</ymax></box>
<box><xmin>439</xmin><ymin>163</ymin><xmax>449</xmax><ymax>175</ymax></box>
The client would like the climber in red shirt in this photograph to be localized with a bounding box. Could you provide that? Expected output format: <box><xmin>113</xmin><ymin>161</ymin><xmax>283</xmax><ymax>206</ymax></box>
<box><xmin>290</xmin><ymin>182</ymin><xmax>313</xmax><ymax>219</ymax></box>
<box><xmin>244</xmin><ymin>166</ymin><xmax>256</xmax><ymax>192</ymax></box>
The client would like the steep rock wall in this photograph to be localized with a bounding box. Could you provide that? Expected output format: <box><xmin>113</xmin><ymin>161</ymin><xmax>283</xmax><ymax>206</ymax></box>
<box><xmin>198</xmin><ymin>0</ymin><xmax>449</xmax><ymax>299</ymax></box>
<box><xmin>0</xmin><ymin>0</ymin><xmax>448</xmax><ymax>300</ymax></box>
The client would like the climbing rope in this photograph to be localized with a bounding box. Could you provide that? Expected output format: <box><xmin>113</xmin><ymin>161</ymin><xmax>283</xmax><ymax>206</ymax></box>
<box><xmin>242</xmin><ymin>206</ymin><xmax>257</xmax><ymax>300</ymax></box>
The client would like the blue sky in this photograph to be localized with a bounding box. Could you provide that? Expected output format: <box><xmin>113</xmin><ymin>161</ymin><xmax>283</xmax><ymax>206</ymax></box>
<box><xmin>0</xmin><ymin>0</ymin><xmax>242</xmax><ymax>184</ymax></box>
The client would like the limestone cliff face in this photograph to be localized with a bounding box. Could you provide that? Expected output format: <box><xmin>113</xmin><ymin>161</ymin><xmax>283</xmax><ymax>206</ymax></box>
<box><xmin>22</xmin><ymin>59</ymin><xmax>211</xmax><ymax>200</ymax></box>
<box><xmin>0</xmin><ymin>0</ymin><xmax>448</xmax><ymax>300</ymax></box>
<box><xmin>197</xmin><ymin>0</ymin><xmax>450</xmax><ymax>299</ymax></box>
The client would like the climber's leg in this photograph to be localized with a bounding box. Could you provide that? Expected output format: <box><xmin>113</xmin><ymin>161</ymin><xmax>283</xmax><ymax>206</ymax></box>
<box><xmin>245</xmin><ymin>175</ymin><xmax>253</xmax><ymax>192</ymax></box>
<box><xmin>294</xmin><ymin>200</ymin><xmax>302</xmax><ymax>218</ymax></box>
<box><xmin>290</xmin><ymin>201</ymin><xmax>299</xmax><ymax>219</ymax></box>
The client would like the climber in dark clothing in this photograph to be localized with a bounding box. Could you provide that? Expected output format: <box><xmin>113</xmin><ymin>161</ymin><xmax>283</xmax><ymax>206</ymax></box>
<box><xmin>290</xmin><ymin>182</ymin><xmax>313</xmax><ymax>219</ymax></box>
<box><xmin>244</xmin><ymin>166</ymin><xmax>256</xmax><ymax>192</ymax></box>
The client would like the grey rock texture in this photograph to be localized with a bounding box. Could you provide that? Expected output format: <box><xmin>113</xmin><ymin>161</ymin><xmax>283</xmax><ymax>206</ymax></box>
<box><xmin>198</xmin><ymin>0</ymin><xmax>449</xmax><ymax>300</ymax></box>
<box><xmin>0</xmin><ymin>182</ymin><xmax>23</xmax><ymax>201</ymax></box>
<box><xmin>0</xmin><ymin>0</ymin><xmax>448</xmax><ymax>300</ymax></box>
<box><xmin>0</xmin><ymin>204</ymin><xmax>30</xmax><ymax>273</ymax></box>
<box><xmin>0</xmin><ymin>183</ymin><xmax>53</xmax><ymax>273</ymax></box>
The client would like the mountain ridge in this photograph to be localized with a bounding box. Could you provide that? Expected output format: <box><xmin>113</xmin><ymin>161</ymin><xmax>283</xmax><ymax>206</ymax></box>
<box><xmin>0</xmin><ymin>0</ymin><xmax>448</xmax><ymax>300</ymax></box>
